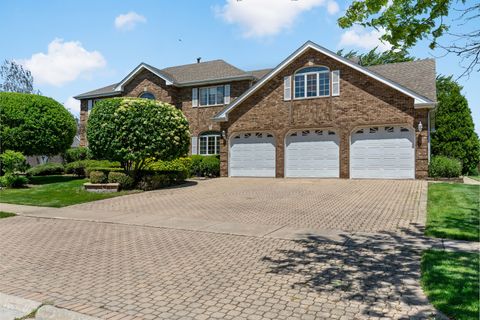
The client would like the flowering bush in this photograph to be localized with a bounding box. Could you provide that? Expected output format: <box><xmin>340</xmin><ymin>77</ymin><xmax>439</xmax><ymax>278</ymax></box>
<box><xmin>87</xmin><ymin>98</ymin><xmax>190</xmax><ymax>177</ymax></box>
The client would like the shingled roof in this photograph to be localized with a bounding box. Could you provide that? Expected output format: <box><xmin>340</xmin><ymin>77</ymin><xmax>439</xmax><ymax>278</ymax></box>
<box><xmin>366</xmin><ymin>59</ymin><xmax>436</xmax><ymax>102</ymax></box>
<box><xmin>162</xmin><ymin>60</ymin><xmax>251</xmax><ymax>85</ymax></box>
<box><xmin>75</xmin><ymin>55</ymin><xmax>436</xmax><ymax>102</ymax></box>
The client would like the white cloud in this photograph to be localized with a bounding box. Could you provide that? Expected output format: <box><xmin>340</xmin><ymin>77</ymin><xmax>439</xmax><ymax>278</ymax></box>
<box><xmin>215</xmin><ymin>0</ymin><xmax>339</xmax><ymax>38</ymax></box>
<box><xmin>64</xmin><ymin>96</ymin><xmax>80</xmax><ymax>116</ymax></box>
<box><xmin>339</xmin><ymin>28</ymin><xmax>392</xmax><ymax>52</ymax></box>
<box><xmin>114</xmin><ymin>12</ymin><xmax>146</xmax><ymax>30</ymax></box>
<box><xmin>20</xmin><ymin>39</ymin><xmax>106</xmax><ymax>87</ymax></box>
<box><xmin>327</xmin><ymin>1</ymin><xmax>340</xmax><ymax>15</ymax></box>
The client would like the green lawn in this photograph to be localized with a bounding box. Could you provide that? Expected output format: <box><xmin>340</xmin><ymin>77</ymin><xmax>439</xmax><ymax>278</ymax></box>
<box><xmin>426</xmin><ymin>183</ymin><xmax>479</xmax><ymax>241</ymax></box>
<box><xmin>421</xmin><ymin>250</ymin><xmax>479</xmax><ymax>320</ymax></box>
<box><xmin>0</xmin><ymin>211</ymin><xmax>16</xmax><ymax>218</ymax></box>
<box><xmin>0</xmin><ymin>175</ymin><xmax>135</xmax><ymax>208</ymax></box>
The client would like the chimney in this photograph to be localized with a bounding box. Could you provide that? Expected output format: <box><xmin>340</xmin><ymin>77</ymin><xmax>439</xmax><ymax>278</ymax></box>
<box><xmin>197</xmin><ymin>57</ymin><xmax>201</xmax><ymax>63</ymax></box>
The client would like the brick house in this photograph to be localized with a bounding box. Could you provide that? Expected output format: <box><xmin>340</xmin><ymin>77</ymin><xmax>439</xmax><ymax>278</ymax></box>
<box><xmin>75</xmin><ymin>41</ymin><xmax>436</xmax><ymax>179</ymax></box>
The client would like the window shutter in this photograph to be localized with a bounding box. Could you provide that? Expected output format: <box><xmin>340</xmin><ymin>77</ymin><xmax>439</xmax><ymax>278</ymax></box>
<box><xmin>191</xmin><ymin>136</ymin><xmax>198</xmax><ymax>155</ymax></box>
<box><xmin>224</xmin><ymin>84</ymin><xmax>230</xmax><ymax>104</ymax></box>
<box><xmin>332</xmin><ymin>70</ymin><xmax>340</xmax><ymax>96</ymax></box>
<box><xmin>192</xmin><ymin>88</ymin><xmax>198</xmax><ymax>107</ymax></box>
<box><xmin>284</xmin><ymin>76</ymin><xmax>291</xmax><ymax>101</ymax></box>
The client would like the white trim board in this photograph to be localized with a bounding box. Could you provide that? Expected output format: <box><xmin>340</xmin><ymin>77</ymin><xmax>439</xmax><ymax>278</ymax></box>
<box><xmin>213</xmin><ymin>41</ymin><xmax>435</xmax><ymax>122</ymax></box>
<box><xmin>114</xmin><ymin>63</ymin><xmax>175</xmax><ymax>92</ymax></box>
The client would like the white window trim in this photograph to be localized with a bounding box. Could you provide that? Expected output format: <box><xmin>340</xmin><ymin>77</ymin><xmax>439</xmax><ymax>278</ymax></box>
<box><xmin>198</xmin><ymin>85</ymin><xmax>226</xmax><ymax>107</ymax></box>
<box><xmin>199</xmin><ymin>133</ymin><xmax>221</xmax><ymax>155</ymax></box>
<box><xmin>293</xmin><ymin>70</ymin><xmax>330</xmax><ymax>100</ymax></box>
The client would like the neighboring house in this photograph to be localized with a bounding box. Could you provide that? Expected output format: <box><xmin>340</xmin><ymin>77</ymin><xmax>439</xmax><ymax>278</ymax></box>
<box><xmin>74</xmin><ymin>41</ymin><xmax>436</xmax><ymax>179</ymax></box>
<box><xmin>26</xmin><ymin>134</ymin><xmax>81</xmax><ymax>167</ymax></box>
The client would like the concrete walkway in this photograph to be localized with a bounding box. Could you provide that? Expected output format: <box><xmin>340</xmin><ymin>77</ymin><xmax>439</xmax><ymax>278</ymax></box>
<box><xmin>464</xmin><ymin>176</ymin><xmax>480</xmax><ymax>185</ymax></box>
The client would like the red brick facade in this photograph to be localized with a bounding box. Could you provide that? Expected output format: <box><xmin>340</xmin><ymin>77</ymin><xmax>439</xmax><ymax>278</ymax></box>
<box><xmin>219</xmin><ymin>49</ymin><xmax>428</xmax><ymax>179</ymax></box>
<box><xmin>79</xmin><ymin>48</ymin><xmax>430</xmax><ymax>179</ymax></box>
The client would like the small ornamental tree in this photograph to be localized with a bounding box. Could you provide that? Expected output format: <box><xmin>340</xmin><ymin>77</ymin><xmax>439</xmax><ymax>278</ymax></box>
<box><xmin>0</xmin><ymin>92</ymin><xmax>77</xmax><ymax>156</ymax></box>
<box><xmin>86</xmin><ymin>98</ymin><xmax>190</xmax><ymax>177</ymax></box>
<box><xmin>431</xmin><ymin>76</ymin><xmax>480</xmax><ymax>175</ymax></box>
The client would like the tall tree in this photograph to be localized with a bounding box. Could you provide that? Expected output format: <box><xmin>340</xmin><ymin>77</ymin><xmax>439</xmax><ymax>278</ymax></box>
<box><xmin>0</xmin><ymin>60</ymin><xmax>39</xmax><ymax>94</ymax></box>
<box><xmin>431</xmin><ymin>76</ymin><xmax>480</xmax><ymax>175</ymax></box>
<box><xmin>337</xmin><ymin>47</ymin><xmax>415</xmax><ymax>66</ymax></box>
<box><xmin>338</xmin><ymin>1</ymin><xmax>479</xmax><ymax>76</ymax></box>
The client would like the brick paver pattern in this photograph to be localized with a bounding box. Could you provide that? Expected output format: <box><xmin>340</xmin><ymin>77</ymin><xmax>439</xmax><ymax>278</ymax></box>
<box><xmin>70</xmin><ymin>178</ymin><xmax>426</xmax><ymax>232</ymax></box>
<box><xmin>0</xmin><ymin>216</ymin><xmax>436</xmax><ymax>319</ymax></box>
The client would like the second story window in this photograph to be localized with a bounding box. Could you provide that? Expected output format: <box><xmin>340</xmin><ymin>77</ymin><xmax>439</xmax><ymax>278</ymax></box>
<box><xmin>294</xmin><ymin>66</ymin><xmax>330</xmax><ymax>99</ymax></box>
<box><xmin>140</xmin><ymin>92</ymin><xmax>155</xmax><ymax>99</ymax></box>
<box><xmin>199</xmin><ymin>86</ymin><xmax>224</xmax><ymax>106</ymax></box>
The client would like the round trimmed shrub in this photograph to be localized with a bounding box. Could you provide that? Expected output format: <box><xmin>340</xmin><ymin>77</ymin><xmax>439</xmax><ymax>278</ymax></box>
<box><xmin>0</xmin><ymin>92</ymin><xmax>76</xmax><ymax>156</ymax></box>
<box><xmin>428</xmin><ymin>156</ymin><xmax>462</xmax><ymax>178</ymax></box>
<box><xmin>65</xmin><ymin>147</ymin><xmax>92</xmax><ymax>163</ymax></box>
<box><xmin>0</xmin><ymin>173</ymin><xmax>28</xmax><ymax>188</ymax></box>
<box><xmin>86</xmin><ymin>98</ymin><xmax>190</xmax><ymax>176</ymax></box>
<box><xmin>200</xmin><ymin>156</ymin><xmax>220</xmax><ymax>177</ymax></box>
<box><xmin>26</xmin><ymin>163</ymin><xmax>64</xmax><ymax>176</ymax></box>
<box><xmin>108</xmin><ymin>172</ymin><xmax>135</xmax><ymax>190</ymax></box>
<box><xmin>89</xmin><ymin>171</ymin><xmax>107</xmax><ymax>183</ymax></box>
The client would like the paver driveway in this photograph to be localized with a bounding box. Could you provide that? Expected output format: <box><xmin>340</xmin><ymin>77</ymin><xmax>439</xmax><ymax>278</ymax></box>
<box><xmin>43</xmin><ymin>178</ymin><xmax>426</xmax><ymax>233</ymax></box>
<box><xmin>0</xmin><ymin>217</ymin><xmax>436</xmax><ymax>320</ymax></box>
<box><xmin>0</xmin><ymin>178</ymin><xmax>437</xmax><ymax>319</ymax></box>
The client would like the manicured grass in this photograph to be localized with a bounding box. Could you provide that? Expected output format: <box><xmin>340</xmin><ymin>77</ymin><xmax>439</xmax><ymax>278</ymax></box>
<box><xmin>467</xmin><ymin>176</ymin><xmax>480</xmax><ymax>181</ymax></box>
<box><xmin>0</xmin><ymin>211</ymin><xmax>16</xmax><ymax>218</ymax></box>
<box><xmin>421</xmin><ymin>250</ymin><xmax>479</xmax><ymax>320</ymax></box>
<box><xmin>0</xmin><ymin>175</ymin><xmax>135</xmax><ymax>208</ymax></box>
<box><xmin>426</xmin><ymin>183</ymin><xmax>479</xmax><ymax>241</ymax></box>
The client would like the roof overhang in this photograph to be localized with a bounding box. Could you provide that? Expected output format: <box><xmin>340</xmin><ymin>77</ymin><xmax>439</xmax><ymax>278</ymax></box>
<box><xmin>73</xmin><ymin>91</ymin><xmax>120</xmax><ymax>100</ymax></box>
<box><xmin>213</xmin><ymin>41</ymin><xmax>435</xmax><ymax>122</ymax></box>
<box><xmin>114</xmin><ymin>63</ymin><xmax>175</xmax><ymax>92</ymax></box>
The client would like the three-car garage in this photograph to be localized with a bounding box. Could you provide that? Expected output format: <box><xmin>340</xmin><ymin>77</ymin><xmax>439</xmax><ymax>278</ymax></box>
<box><xmin>228</xmin><ymin>126</ymin><xmax>415</xmax><ymax>179</ymax></box>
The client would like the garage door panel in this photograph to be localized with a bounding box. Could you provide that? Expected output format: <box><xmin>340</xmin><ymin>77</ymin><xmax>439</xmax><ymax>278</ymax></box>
<box><xmin>230</xmin><ymin>133</ymin><xmax>276</xmax><ymax>177</ymax></box>
<box><xmin>350</xmin><ymin>126</ymin><xmax>414</xmax><ymax>179</ymax></box>
<box><xmin>286</xmin><ymin>130</ymin><xmax>339</xmax><ymax>178</ymax></box>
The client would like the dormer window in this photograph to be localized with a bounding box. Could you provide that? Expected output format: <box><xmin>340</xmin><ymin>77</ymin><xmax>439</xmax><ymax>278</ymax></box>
<box><xmin>294</xmin><ymin>66</ymin><xmax>330</xmax><ymax>99</ymax></box>
<box><xmin>140</xmin><ymin>92</ymin><xmax>155</xmax><ymax>100</ymax></box>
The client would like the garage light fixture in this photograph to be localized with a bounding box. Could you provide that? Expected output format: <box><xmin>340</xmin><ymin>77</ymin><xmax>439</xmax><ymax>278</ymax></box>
<box><xmin>418</xmin><ymin>121</ymin><xmax>423</xmax><ymax>132</ymax></box>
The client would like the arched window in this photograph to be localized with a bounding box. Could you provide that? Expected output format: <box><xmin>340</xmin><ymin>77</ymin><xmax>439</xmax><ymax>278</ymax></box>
<box><xmin>294</xmin><ymin>66</ymin><xmax>330</xmax><ymax>99</ymax></box>
<box><xmin>139</xmin><ymin>92</ymin><xmax>155</xmax><ymax>100</ymax></box>
<box><xmin>199</xmin><ymin>131</ymin><xmax>220</xmax><ymax>155</ymax></box>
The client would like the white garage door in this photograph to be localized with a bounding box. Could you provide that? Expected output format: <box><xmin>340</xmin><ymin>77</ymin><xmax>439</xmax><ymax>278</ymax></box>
<box><xmin>350</xmin><ymin>126</ymin><xmax>415</xmax><ymax>179</ymax></box>
<box><xmin>229</xmin><ymin>132</ymin><xmax>276</xmax><ymax>177</ymax></box>
<box><xmin>285</xmin><ymin>130</ymin><xmax>340</xmax><ymax>178</ymax></box>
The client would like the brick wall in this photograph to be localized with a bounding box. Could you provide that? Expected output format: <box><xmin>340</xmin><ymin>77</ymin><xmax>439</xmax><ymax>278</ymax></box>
<box><xmin>219</xmin><ymin>48</ymin><xmax>429</xmax><ymax>179</ymax></box>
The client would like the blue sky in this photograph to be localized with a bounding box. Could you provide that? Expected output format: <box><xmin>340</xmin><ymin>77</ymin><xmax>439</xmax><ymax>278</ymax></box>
<box><xmin>1</xmin><ymin>0</ymin><xmax>478</xmax><ymax>134</ymax></box>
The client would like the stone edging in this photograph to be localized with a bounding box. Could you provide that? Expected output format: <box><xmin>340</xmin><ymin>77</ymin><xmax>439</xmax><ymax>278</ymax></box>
<box><xmin>0</xmin><ymin>293</ymin><xmax>100</xmax><ymax>320</ymax></box>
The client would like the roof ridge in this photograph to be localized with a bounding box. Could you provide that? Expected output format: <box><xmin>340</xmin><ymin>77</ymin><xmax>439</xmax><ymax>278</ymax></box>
<box><xmin>162</xmin><ymin>59</ymin><xmax>227</xmax><ymax>70</ymax></box>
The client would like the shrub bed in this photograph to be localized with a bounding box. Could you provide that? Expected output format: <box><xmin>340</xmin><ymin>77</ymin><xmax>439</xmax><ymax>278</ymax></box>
<box><xmin>190</xmin><ymin>155</ymin><xmax>220</xmax><ymax>177</ymax></box>
<box><xmin>0</xmin><ymin>173</ymin><xmax>28</xmax><ymax>188</ymax></box>
<box><xmin>429</xmin><ymin>156</ymin><xmax>462</xmax><ymax>178</ymax></box>
<box><xmin>65</xmin><ymin>160</ymin><xmax>120</xmax><ymax>176</ymax></box>
<box><xmin>26</xmin><ymin>163</ymin><xmax>64</xmax><ymax>176</ymax></box>
<box><xmin>136</xmin><ymin>170</ymin><xmax>186</xmax><ymax>191</ymax></box>
<box><xmin>89</xmin><ymin>171</ymin><xmax>107</xmax><ymax>184</ymax></box>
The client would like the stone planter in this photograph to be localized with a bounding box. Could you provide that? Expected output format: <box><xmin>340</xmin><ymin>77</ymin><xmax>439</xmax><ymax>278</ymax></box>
<box><xmin>83</xmin><ymin>183</ymin><xmax>120</xmax><ymax>193</ymax></box>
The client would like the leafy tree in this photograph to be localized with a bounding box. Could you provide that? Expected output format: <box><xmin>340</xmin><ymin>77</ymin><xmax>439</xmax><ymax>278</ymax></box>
<box><xmin>338</xmin><ymin>1</ymin><xmax>479</xmax><ymax>76</ymax></box>
<box><xmin>0</xmin><ymin>92</ymin><xmax>77</xmax><ymax>156</ymax></box>
<box><xmin>431</xmin><ymin>75</ymin><xmax>480</xmax><ymax>175</ymax></box>
<box><xmin>337</xmin><ymin>47</ymin><xmax>415</xmax><ymax>66</ymax></box>
<box><xmin>87</xmin><ymin>98</ymin><xmax>190</xmax><ymax>177</ymax></box>
<box><xmin>0</xmin><ymin>60</ymin><xmax>40</xmax><ymax>94</ymax></box>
